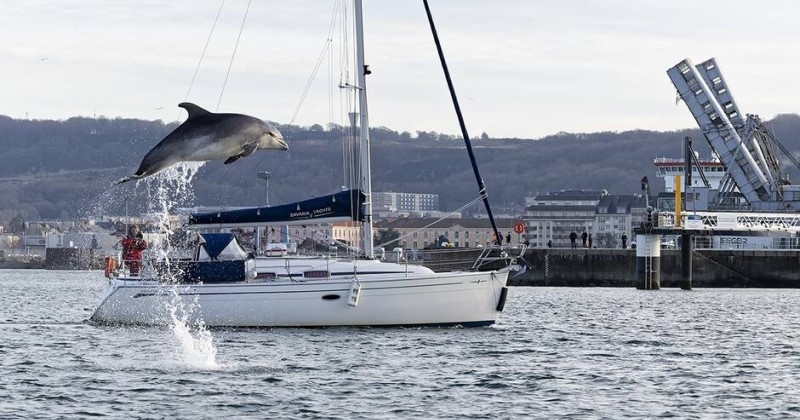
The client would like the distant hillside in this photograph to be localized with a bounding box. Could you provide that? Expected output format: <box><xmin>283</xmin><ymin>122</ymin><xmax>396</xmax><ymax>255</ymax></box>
<box><xmin>2</xmin><ymin>113</ymin><xmax>800</xmax><ymax>223</ymax></box>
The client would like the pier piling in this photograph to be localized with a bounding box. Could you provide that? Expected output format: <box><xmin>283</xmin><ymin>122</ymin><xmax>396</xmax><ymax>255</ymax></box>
<box><xmin>680</xmin><ymin>234</ymin><xmax>693</xmax><ymax>290</ymax></box>
<box><xmin>636</xmin><ymin>234</ymin><xmax>661</xmax><ymax>290</ymax></box>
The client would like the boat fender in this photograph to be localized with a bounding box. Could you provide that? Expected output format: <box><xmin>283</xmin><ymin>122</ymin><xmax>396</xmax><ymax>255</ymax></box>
<box><xmin>347</xmin><ymin>280</ymin><xmax>361</xmax><ymax>307</ymax></box>
<box><xmin>104</xmin><ymin>257</ymin><xmax>116</xmax><ymax>278</ymax></box>
<box><xmin>495</xmin><ymin>286</ymin><xmax>509</xmax><ymax>312</ymax></box>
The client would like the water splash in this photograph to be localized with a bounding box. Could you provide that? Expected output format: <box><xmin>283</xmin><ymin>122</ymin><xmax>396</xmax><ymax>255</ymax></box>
<box><xmin>138</xmin><ymin>162</ymin><xmax>221</xmax><ymax>369</ymax></box>
<box><xmin>169</xmin><ymin>302</ymin><xmax>220</xmax><ymax>370</ymax></box>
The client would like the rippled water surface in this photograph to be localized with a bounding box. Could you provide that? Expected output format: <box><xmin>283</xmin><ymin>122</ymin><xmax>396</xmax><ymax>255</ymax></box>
<box><xmin>1</xmin><ymin>270</ymin><xmax>799</xmax><ymax>419</ymax></box>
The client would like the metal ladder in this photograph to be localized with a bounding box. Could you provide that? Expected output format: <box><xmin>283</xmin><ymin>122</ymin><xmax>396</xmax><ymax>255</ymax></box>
<box><xmin>644</xmin><ymin>239</ymin><xmax>653</xmax><ymax>289</ymax></box>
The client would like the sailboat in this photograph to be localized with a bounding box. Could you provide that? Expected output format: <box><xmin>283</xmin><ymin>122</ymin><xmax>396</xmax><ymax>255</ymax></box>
<box><xmin>90</xmin><ymin>0</ymin><xmax>512</xmax><ymax>327</ymax></box>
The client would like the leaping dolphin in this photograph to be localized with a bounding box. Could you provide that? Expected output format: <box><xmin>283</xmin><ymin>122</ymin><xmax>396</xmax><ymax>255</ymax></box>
<box><xmin>115</xmin><ymin>102</ymin><xmax>288</xmax><ymax>184</ymax></box>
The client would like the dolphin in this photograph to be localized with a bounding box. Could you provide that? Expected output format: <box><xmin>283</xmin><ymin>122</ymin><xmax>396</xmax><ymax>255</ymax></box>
<box><xmin>115</xmin><ymin>102</ymin><xmax>288</xmax><ymax>184</ymax></box>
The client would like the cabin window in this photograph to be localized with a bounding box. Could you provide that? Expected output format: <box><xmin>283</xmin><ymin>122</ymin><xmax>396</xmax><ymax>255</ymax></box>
<box><xmin>304</xmin><ymin>270</ymin><xmax>329</xmax><ymax>278</ymax></box>
<box><xmin>256</xmin><ymin>272</ymin><xmax>276</xmax><ymax>280</ymax></box>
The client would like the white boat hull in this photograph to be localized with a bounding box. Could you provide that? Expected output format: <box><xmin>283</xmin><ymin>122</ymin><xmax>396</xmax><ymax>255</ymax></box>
<box><xmin>90</xmin><ymin>270</ymin><xmax>509</xmax><ymax>327</ymax></box>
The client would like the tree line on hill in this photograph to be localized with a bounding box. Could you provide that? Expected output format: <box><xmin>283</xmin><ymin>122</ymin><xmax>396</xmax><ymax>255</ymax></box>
<box><xmin>1</xmin><ymin>113</ymin><xmax>800</xmax><ymax>230</ymax></box>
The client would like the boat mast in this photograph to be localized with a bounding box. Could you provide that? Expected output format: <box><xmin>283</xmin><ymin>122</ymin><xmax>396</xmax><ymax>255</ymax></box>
<box><xmin>354</xmin><ymin>0</ymin><xmax>374</xmax><ymax>258</ymax></box>
<box><xmin>422</xmin><ymin>0</ymin><xmax>502</xmax><ymax>245</ymax></box>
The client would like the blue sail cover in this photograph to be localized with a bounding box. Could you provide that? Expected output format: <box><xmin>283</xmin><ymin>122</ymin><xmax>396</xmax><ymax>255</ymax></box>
<box><xmin>189</xmin><ymin>189</ymin><xmax>366</xmax><ymax>227</ymax></box>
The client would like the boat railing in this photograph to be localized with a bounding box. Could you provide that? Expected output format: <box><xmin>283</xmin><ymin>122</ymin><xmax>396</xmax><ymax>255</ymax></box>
<box><xmin>472</xmin><ymin>245</ymin><xmax>527</xmax><ymax>271</ymax></box>
<box><xmin>405</xmin><ymin>246</ymin><xmax>520</xmax><ymax>273</ymax></box>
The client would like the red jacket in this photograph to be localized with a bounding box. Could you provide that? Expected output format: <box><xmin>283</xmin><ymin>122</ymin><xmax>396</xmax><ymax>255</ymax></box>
<box><xmin>121</xmin><ymin>235</ymin><xmax>148</xmax><ymax>261</ymax></box>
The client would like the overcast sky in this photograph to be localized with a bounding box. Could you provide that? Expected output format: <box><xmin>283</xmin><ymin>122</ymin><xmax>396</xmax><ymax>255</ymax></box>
<box><xmin>1</xmin><ymin>0</ymin><xmax>799</xmax><ymax>139</ymax></box>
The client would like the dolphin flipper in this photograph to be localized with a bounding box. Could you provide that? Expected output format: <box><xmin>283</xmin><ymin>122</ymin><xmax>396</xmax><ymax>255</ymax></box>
<box><xmin>223</xmin><ymin>142</ymin><xmax>259</xmax><ymax>165</ymax></box>
<box><xmin>223</xmin><ymin>156</ymin><xmax>241</xmax><ymax>165</ymax></box>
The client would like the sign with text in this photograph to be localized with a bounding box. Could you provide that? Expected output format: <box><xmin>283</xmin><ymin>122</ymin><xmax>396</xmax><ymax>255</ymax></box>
<box><xmin>716</xmin><ymin>214</ymin><xmax>738</xmax><ymax>229</ymax></box>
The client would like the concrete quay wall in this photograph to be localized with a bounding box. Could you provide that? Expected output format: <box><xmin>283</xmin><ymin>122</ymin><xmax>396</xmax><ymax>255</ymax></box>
<box><xmin>0</xmin><ymin>255</ymin><xmax>45</xmax><ymax>269</ymax></box>
<box><xmin>509</xmin><ymin>249</ymin><xmax>800</xmax><ymax>288</ymax></box>
<box><xmin>44</xmin><ymin>248</ymin><xmax>104</xmax><ymax>270</ymax></box>
<box><xmin>418</xmin><ymin>248</ymin><xmax>800</xmax><ymax>288</ymax></box>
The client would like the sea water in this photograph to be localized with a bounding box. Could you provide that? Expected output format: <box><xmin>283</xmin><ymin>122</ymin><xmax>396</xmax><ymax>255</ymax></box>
<box><xmin>1</xmin><ymin>270</ymin><xmax>799</xmax><ymax>419</ymax></box>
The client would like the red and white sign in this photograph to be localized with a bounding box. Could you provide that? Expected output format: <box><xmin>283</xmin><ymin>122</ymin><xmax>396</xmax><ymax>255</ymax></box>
<box><xmin>513</xmin><ymin>221</ymin><xmax>525</xmax><ymax>234</ymax></box>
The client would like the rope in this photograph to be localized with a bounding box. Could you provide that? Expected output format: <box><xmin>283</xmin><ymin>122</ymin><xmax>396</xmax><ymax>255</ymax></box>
<box><xmin>289</xmin><ymin>1</ymin><xmax>341</xmax><ymax>126</ymax></box>
<box><xmin>181</xmin><ymin>0</ymin><xmax>225</xmax><ymax>120</ymax></box>
<box><xmin>249</xmin><ymin>1</ymin><xmax>342</xmax><ymax>184</ymax></box>
<box><xmin>216</xmin><ymin>0</ymin><xmax>252</xmax><ymax>112</ymax></box>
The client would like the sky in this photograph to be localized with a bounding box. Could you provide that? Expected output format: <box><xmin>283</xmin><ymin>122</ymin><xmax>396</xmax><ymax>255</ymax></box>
<box><xmin>2</xmin><ymin>0</ymin><xmax>800</xmax><ymax>140</ymax></box>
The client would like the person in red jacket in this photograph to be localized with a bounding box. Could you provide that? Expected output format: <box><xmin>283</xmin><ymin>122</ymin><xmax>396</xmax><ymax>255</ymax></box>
<box><xmin>121</xmin><ymin>225</ymin><xmax>148</xmax><ymax>276</ymax></box>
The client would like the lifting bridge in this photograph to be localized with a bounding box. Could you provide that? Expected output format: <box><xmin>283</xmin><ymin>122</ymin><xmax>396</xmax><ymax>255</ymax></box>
<box><xmin>667</xmin><ymin>58</ymin><xmax>800</xmax><ymax>212</ymax></box>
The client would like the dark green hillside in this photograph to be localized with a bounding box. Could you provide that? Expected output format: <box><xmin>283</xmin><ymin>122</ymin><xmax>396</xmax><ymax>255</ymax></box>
<box><xmin>1</xmin><ymin>113</ymin><xmax>800</xmax><ymax>222</ymax></box>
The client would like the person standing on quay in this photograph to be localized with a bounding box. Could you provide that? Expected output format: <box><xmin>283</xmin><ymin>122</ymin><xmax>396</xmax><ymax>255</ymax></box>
<box><xmin>569</xmin><ymin>231</ymin><xmax>578</xmax><ymax>249</ymax></box>
<box><xmin>621</xmin><ymin>233</ymin><xmax>628</xmax><ymax>249</ymax></box>
<box><xmin>581</xmin><ymin>230</ymin><xmax>588</xmax><ymax>248</ymax></box>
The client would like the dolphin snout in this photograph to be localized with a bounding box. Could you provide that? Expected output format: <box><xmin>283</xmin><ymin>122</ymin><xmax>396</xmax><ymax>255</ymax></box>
<box><xmin>276</xmin><ymin>137</ymin><xmax>289</xmax><ymax>150</ymax></box>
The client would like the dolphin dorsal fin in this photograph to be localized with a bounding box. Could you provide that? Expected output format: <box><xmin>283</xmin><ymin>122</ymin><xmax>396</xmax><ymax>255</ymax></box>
<box><xmin>179</xmin><ymin>102</ymin><xmax>212</xmax><ymax>120</ymax></box>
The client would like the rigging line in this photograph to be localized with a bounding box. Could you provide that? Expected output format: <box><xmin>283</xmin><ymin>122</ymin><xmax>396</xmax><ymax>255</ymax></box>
<box><xmin>216</xmin><ymin>0</ymin><xmax>252</xmax><ymax>112</ymax></box>
<box><xmin>182</xmin><ymin>0</ymin><xmax>226</xmax><ymax>120</ymax></box>
<box><xmin>289</xmin><ymin>1</ymin><xmax>341</xmax><ymax>126</ymax></box>
<box><xmin>289</xmin><ymin>38</ymin><xmax>333</xmax><ymax>126</ymax></box>
<box><xmin>328</xmin><ymin>0</ymin><xmax>342</xmax><ymax>128</ymax></box>
<box><xmin>250</xmin><ymin>2</ymin><xmax>340</xmax><ymax>183</ymax></box>
<box><xmin>375</xmin><ymin>196</ymin><xmax>484</xmax><ymax>249</ymax></box>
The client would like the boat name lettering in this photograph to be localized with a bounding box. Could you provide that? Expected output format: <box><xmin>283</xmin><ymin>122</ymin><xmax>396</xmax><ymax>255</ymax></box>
<box><xmin>290</xmin><ymin>207</ymin><xmax>333</xmax><ymax>219</ymax></box>
<box><xmin>313</xmin><ymin>207</ymin><xmax>332</xmax><ymax>215</ymax></box>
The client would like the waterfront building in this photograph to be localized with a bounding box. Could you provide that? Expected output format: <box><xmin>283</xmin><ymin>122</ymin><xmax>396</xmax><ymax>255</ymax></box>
<box><xmin>374</xmin><ymin>218</ymin><xmax>521</xmax><ymax>250</ymax></box>
<box><xmin>373</xmin><ymin>192</ymin><xmax>439</xmax><ymax>215</ymax></box>
<box><xmin>524</xmin><ymin>190</ymin><xmax>648</xmax><ymax>248</ymax></box>
<box><xmin>524</xmin><ymin>190</ymin><xmax>605</xmax><ymax>248</ymax></box>
<box><xmin>594</xmin><ymin>194</ymin><xmax>648</xmax><ymax>249</ymax></box>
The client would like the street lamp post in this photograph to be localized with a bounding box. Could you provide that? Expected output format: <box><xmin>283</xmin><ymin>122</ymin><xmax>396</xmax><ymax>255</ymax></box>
<box><xmin>256</xmin><ymin>171</ymin><xmax>273</xmax><ymax>254</ymax></box>
<box><xmin>258</xmin><ymin>171</ymin><xmax>272</xmax><ymax>207</ymax></box>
